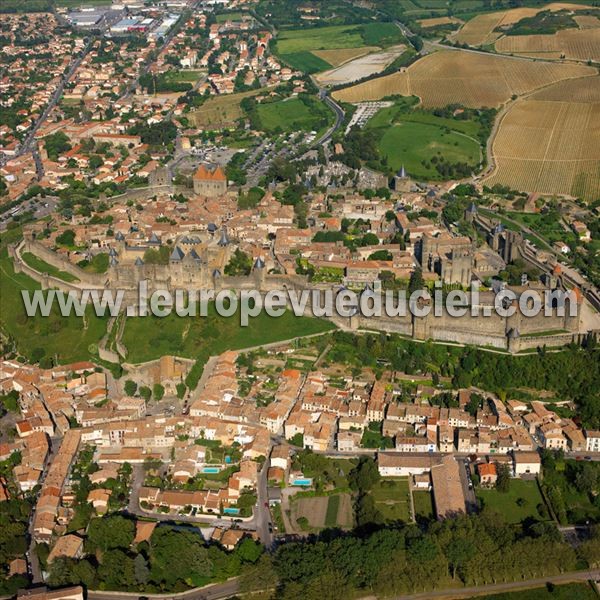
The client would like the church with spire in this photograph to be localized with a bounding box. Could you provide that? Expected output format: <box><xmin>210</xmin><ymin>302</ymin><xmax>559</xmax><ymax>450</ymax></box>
<box><xmin>393</xmin><ymin>164</ymin><xmax>413</xmax><ymax>193</ymax></box>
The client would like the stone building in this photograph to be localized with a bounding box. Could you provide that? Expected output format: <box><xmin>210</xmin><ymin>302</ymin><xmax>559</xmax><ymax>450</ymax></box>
<box><xmin>419</xmin><ymin>232</ymin><xmax>473</xmax><ymax>287</ymax></box>
<box><xmin>193</xmin><ymin>164</ymin><xmax>227</xmax><ymax>197</ymax></box>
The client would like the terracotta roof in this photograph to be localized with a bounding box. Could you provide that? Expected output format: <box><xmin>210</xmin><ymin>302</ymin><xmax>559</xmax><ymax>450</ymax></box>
<box><xmin>193</xmin><ymin>164</ymin><xmax>226</xmax><ymax>182</ymax></box>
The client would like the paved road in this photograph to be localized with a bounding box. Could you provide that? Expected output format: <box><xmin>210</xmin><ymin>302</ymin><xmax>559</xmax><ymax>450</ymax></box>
<box><xmin>315</xmin><ymin>91</ymin><xmax>345</xmax><ymax>146</ymax></box>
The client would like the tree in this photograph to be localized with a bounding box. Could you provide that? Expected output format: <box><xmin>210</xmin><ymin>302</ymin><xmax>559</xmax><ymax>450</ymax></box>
<box><xmin>176</xmin><ymin>383</ymin><xmax>187</xmax><ymax>399</ymax></box>
<box><xmin>368</xmin><ymin>250</ymin><xmax>393</xmax><ymax>261</ymax></box>
<box><xmin>87</xmin><ymin>515</ymin><xmax>135</xmax><ymax>551</ymax></box>
<box><xmin>139</xmin><ymin>386</ymin><xmax>152</xmax><ymax>402</ymax></box>
<box><xmin>349</xmin><ymin>457</ymin><xmax>380</xmax><ymax>492</ymax></box>
<box><xmin>149</xmin><ymin>526</ymin><xmax>212</xmax><ymax>587</ymax></box>
<box><xmin>236</xmin><ymin>537</ymin><xmax>263</xmax><ymax>564</ymax></box>
<box><xmin>56</xmin><ymin>229</ymin><xmax>76</xmax><ymax>247</ymax></box>
<box><xmin>496</xmin><ymin>463</ymin><xmax>511</xmax><ymax>493</ymax></box>
<box><xmin>224</xmin><ymin>248</ymin><xmax>252</xmax><ymax>276</ymax></box>
<box><xmin>408</xmin><ymin>268</ymin><xmax>425</xmax><ymax>295</ymax></box>
<box><xmin>153</xmin><ymin>384</ymin><xmax>165</xmax><ymax>401</ymax></box>
<box><xmin>124</xmin><ymin>380</ymin><xmax>137</xmax><ymax>396</ymax></box>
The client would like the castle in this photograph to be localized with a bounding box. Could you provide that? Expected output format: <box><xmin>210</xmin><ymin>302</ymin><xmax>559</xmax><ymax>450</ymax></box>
<box><xmin>193</xmin><ymin>164</ymin><xmax>227</xmax><ymax>197</ymax></box>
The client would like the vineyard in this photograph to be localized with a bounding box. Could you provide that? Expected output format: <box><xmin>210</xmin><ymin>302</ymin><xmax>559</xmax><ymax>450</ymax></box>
<box><xmin>332</xmin><ymin>50</ymin><xmax>594</xmax><ymax>107</ymax></box>
<box><xmin>495</xmin><ymin>28</ymin><xmax>600</xmax><ymax>61</ymax></box>
<box><xmin>417</xmin><ymin>16</ymin><xmax>462</xmax><ymax>28</ymax></box>
<box><xmin>452</xmin><ymin>3</ymin><xmax>594</xmax><ymax>47</ymax></box>
<box><xmin>485</xmin><ymin>76</ymin><xmax>600</xmax><ymax>201</ymax></box>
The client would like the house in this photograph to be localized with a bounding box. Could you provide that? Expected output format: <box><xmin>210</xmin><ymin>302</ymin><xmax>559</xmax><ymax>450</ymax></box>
<box><xmin>430</xmin><ymin>455</ymin><xmax>466</xmax><ymax>520</ymax></box>
<box><xmin>513</xmin><ymin>451</ymin><xmax>541</xmax><ymax>477</ymax></box>
<box><xmin>378</xmin><ymin>453</ymin><xmax>441</xmax><ymax>477</ymax></box>
<box><xmin>87</xmin><ymin>488</ymin><xmax>111</xmax><ymax>514</ymax></box>
<box><xmin>412</xmin><ymin>473</ymin><xmax>431</xmax><ymax>490</ymax></box>
<box><xmin>585</xmin><ymin>430</ymin><xmax>600</xmax><ymax>453</ymax></box>
<box><xmin>17</xmin><ymin>587</ymin><xmax>84</xmax><ymax>600</ymax></box>
<box><xmin>337</xmin><ymin>430</ymin><xmax>362</xmax><ymax>452</ymax></box>
<box><xmin>47</xmin><ymin>534</ymin><xmax>84</xmax><ymax>564</ymax></box>
<box><xmin>477</xmin><ymin>462</ymin><xmax>497</xmax><ymax>486</ymax></box>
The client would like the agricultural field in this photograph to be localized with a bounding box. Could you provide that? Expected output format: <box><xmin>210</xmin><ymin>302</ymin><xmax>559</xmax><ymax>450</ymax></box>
<box><xmin>274</xmin><ymin>22</ymin><xmax>405</xmax><ymax>74</ymax></box>
<box><xmin>452</xmin><ymin>3</ymin><xmax>594</xmax><ymax>47</ymax></box>
<box><xmin>315</xmin><ymin>45</ymin><xmax>406</xmax><ymax>87</ymax></box>
<box><xmin>333</xmin><ymin>50</ymin><xmax>594</xmax><ymax>108</ymax></box>
<box><xmin>189</xmin><ymin>88</ymin><xmax>265</xmax><ymax>128</ymax></box>
<box><xmin>418</xmin><ymin>16</ymin><xmax>463</xmax><ymax>28</ymax></box>
<box><xmin>495</xmin><ymin>28</ymin><xmax>600</xmax><ymax>61</ymax></box>
<box><xmin>476</xmin><ymin>479</ymin><xmax>547</xmax><ymax>524</ymax></box>
<box><xmin>370</xmin><ymin>478</ymin><xmax>412</xmax><ymax>523</ymax></box>
<box><xmin>485</xmin><ymin>76</ymin><xmax>600</xmax><ymax>201</ymax></box>
<box><xmin>291</xmin><ymin>493</ymin><xmax>354</xmax><ymax>530</ymax></box>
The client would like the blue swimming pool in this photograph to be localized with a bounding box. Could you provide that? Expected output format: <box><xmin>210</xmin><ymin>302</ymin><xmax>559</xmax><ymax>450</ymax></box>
<box><xmin>203</xmin><ymin>467</ymin><xmax>220</xmax><ymax>474</ymax></box>
<box><xmin>223</xmin><ymin>507</ymin><xmax>240</xmax><ymax>515</ymax></box>
<box><xmin>292</xmin><ymin>478</ymin><xmax>312</xmax><ymax>486</ymax></box>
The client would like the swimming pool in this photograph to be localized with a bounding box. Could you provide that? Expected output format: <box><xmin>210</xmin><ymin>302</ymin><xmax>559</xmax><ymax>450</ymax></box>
<box><xmin>203</xmin><ymin>467</ymin><xmax>220</xmax><ymax>474</ymax></box>
<box><xmin>292</xmin><ymin>478</ymin><xmax>312</xmax><ymax>486</ymax></box>
<box><xmin>223</xmin><ymin>507</ymin><xmax>240</xmax><ymax>515</ymax></box>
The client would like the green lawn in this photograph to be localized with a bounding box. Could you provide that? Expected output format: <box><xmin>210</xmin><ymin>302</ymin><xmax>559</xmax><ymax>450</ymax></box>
<box><xmin>0</xmin><ymin>250</ymin><xmax>108</xmax><ymax>364</ymax></box>
<box><xmin>367</xmin><ymin>100</ymin><xmax>485</xmax><ymax>180</ymax></box>
<box><xmin>215</xmin><ymin>12</ymin><xmax>244</xmax><ymax>23</ymax></box>
<box><xmin>474</xmin><ymin>582</ymin><xmax>598</xmax><ymax>600</ymax></box>
<box><xmin>21</xmin><ymin>252</ymin><xmax>80</xmax><ymax>283</ymax></box>
<box><xmin>164</xmin><ymin>70</ymin><xmax>204</xmax><ymax>84</ymax></box>
<box><xmin>324</xmin><ymin>494</ymin><xmax>340</xmax><ymax>527</ymax></box>
<box><xmin>378</xmin><ymin>121</ymin><xmax>481</xmax><ymax>180</ymax></box>
<box><xmin>476</xmin><ymin>479</ymin><xmax>547</xmax><ymax>524</ymax></box>
<box><xmin>256</xmin><ymin>97</ymin><xmax>333</xmax><ymax>133</ymax></box>
<box><xmin>279</xmin><ymin>51</ymin><xmax>332</xmax><ymax>74</ymax></box>
<box><xmin>122</xmin><ymin>304</ymin><xmax>335</xmax><ymax>387</ymax></box>
<box><xmin>371</xmin><ymin>478</ymin><xmax>412</xmax><ymax>523</ymax></box>
<box><xmin>413</xmin><ymin>490</ymin><xmax>434</xmax><ymax>519</ymax></box>
<box><xmin>275</xmin><ymin>25</ymin><xmax>367</xmax><ymax>54</ymax></box>
<box><xmin>361</xmin><ymin>22</ymin><xmax>405</xmax><ymax>47</ymax></box>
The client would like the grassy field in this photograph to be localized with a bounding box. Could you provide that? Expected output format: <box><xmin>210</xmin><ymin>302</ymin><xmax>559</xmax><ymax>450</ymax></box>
<box><xmin>476</xmin><ymin>479</ymin><xmax>546</xmax><ymax>524</ymax></box>
<box><xmin>215</xmin><ymin>12</ymin><xmax>244</xmax><ymax>23</ymax></box>
<box><xmin>412</xmin><ymin>490</ymin><xmax>434</xmax><ymax>520</ymax></box>
<box><xmin>0</xmin><ymin>250</ymin><xmax>108</xmax><ymax>364</ymax></box>
<box><xmin>189</xmin><ymin>88</ymin><xmax>265</xmax><ymax>128</ymax></box>
<box><xmin>164</xmin><ymin>70</ymin><xmax>204</xmax><ymax>84</ymax></box>
<box><xmin>21</xmin><ymin>252</ymin><xmax>80</xmax><ymax>283</ymax></box>
<box><xmin>371</xmin><ymin>478</ymin><xmax>412</xmax><ymax>523</ymax></box>
<box><xmin>256</xmin><ymin>97</ymin><xmax>333</xmax><ymax>133</ymax></box>
<box><xmin>276</xmin><ymin>25</ymin><xmax>367</xmax><ymax>54</ymax></box>
<box><xmin>280</xmin><ymin>52</ymin><xmax>332</xmax><ymax>74</ymax></box>
<box><xmin>473</xmin><ymin>582</ymin><xmax>598</xmax><ymax>600</ymax></box>
<box><xmin>378</xmin><ymin>121</ymin><xmax>480</xmax><ymax>179</ymax></box>
<box><xmin>325</xmin><ymin>494</ymin><xmax>341</xmax><ymax>527</ymax></box>
<box><xmin>292</xmin><ymin>493</ymin><xmax>353</xmax><ymax>530</ymax></box>
<box><xmin>121</xmin><ymin>303</ymin><xmax>335</xmax><ymax>364</ymax></box>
